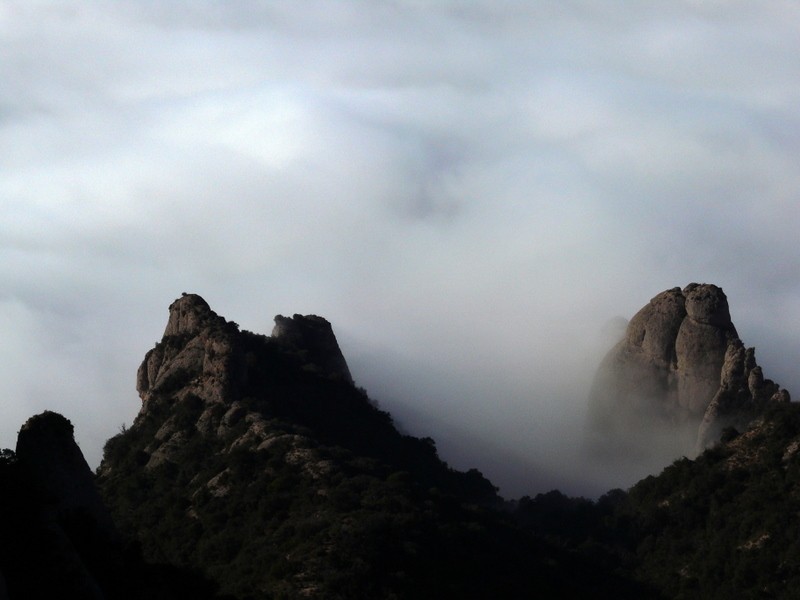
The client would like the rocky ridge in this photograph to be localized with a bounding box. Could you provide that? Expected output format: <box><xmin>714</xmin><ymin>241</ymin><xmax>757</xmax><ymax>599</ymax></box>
<box><xmin>128</xmin><ymin>294</ymin><xmax>357</xmax><ymax>472</ymax></box>
<box><xmin>99</xmin><ymin>293</ymin><xmax>545</xmax><ymax>599</ymax></box>
<box><xmin>2</xmin><ymin>287</ymin><xmax>796</xmax><ymax>599</ymax></box>
<box><xmin>588</xmin><ymin>283</ymin><xmax>790</xmax><ymax>461</ymax></box>
<box><xmin>120</xmin><ymin>294</ymin><xmax>504</xmax><ymax>500</ymax></box>
<box><xmin>137</xmin><ymin>294</ymin><xmax>353</xmax><ymax>405</ymax></box>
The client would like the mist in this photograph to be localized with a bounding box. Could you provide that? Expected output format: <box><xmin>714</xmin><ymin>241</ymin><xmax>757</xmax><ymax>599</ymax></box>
<box><xmin>2</xmin><ymin>2</ymin><xmax>800</xmax><ymax>499</ymax></box>
<box><xmin>341</xmin><ymin>300</ymin><xmax>677</xmax><ymax>499</ymax></box>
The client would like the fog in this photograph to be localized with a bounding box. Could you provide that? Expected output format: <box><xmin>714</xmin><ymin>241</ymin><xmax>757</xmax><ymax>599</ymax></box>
<box><xmin>2</xmin><ymin>2</ymin><xmax>800</xmax><ymax>498</ymax></box>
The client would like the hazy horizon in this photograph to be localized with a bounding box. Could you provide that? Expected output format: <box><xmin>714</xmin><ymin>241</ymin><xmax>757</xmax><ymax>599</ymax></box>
<box><xmin>3</xmin><ymin>2</ymin><xmax>800</xmax><ymax>498</ymax></box>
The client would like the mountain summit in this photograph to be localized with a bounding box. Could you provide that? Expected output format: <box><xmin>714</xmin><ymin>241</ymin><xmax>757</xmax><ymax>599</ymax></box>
<box><xmin>101</xmin><ymin>293</ymin><xmax>633</xmax><ymax>598</ymax></box>
<box><xmin>587</xmin><ymin>283</ymin><xmax>790</xmax><ymax>465</ymax></box>
<box><xmin>134</xmin><ymin>293</ymin><xmax>353</xmax><ymax>426</ymax></box>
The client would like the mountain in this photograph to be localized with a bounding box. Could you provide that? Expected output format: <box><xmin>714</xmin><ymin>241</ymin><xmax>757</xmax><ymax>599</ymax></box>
<box><xmin>587</xmin><ymin>283</ymin><xmax>790</xmax><ymax>466</ymax></box>
<box><xmin>4</xmin><ymin>287</ymin><xmax>798</xmax><ymax>598</ymax></box>
<box><xmin>96</xmin><ymin>293</ymin><xmax>642</xmax><ymax>599</ymax></box>
<box><xmin>0</xmin><ymin>411</ymin><xmax>221</xmax><ymax>600</ymax></box>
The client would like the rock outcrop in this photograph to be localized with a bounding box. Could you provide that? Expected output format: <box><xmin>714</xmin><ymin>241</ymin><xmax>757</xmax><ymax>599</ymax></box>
<box><xmin>698</xmin><ymin>340</ymin><xmax>790</xmax><ymax>446</ymax></box>
<box><xmin>272</xmin><ymin>314</ymin><xmax>353</xmax><ymax>384</ymax></box>
<box><xmin>588</xmin><ymin>283</ymin><xmax>790</xmax><ymax>462</ymax></box>
<box><xmin>136</xmin><ymin>294</ymin><xmax>352</xmax><ymax>414</ymax></box>
<box><xmin>136</xmin><ymin>293</ymin><xmax>243</xmax><ymax>410</ymax></box>
<box><xmin>127</xmin><ymin>294</ymin><xmax>359</xmax><ymax>472</ymax></box>
<box><xmin>16</xmin><ymin>411</ymin><xmax>116</xmax><ymax>537</ymax></box>
<box><xmin>3</xmin><ymin>412</ymin><xmax>115</xmax><ymax>599</ymax></box>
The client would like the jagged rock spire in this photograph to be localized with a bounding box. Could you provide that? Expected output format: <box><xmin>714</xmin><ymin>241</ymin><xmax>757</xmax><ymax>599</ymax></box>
<box><xmin>587</xmin><ymin>283</ymin><xmax>790</xmax><ymax>461</ymax></box>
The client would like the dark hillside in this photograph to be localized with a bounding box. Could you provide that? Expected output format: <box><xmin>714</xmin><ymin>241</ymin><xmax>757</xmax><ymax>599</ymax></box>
<box><xmin>625</xmin><ymin>402</ymin><xmax>800</xmax><ymax>598</ymax></box>
<box><xmin>97</xmin><ymin>294</ymin><xmax>643</xmax><ymax>599</ymax></box>
<box><xmin>0</xmin><ymin>413</ymin><xmax>222</xmax><ymax>600</ymax></box>
<box><xmin>515</xmin><ymin>402</ymin><xmax>800</xmax><ymax>599</ymax></box>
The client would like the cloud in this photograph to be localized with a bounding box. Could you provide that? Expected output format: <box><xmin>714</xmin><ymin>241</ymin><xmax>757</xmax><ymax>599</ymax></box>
<box><xmin>1</xmin><ymin>1</ymin><xmax>799</xmax><ymax>496</ymax></box>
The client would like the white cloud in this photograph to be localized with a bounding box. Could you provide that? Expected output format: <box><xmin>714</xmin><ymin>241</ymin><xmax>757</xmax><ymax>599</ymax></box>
<box><xmin>1</xmin><ymin>1</ymin><xmax>799</xmax><ymax>496</ymax></box>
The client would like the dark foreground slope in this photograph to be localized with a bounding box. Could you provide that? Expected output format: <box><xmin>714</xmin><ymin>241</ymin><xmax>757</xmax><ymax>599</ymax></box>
<box><xmin>97</xmin><ymin>294</ymin><xmax>643</xmax><ymax>599</ymax></box>
<box><xmin>517</xmin><ymin>402</ymin><xmax>800</xmax><ymax>599</ymax></box>
<box><xmin>625</xmin><ymin>403</ymin><xmax>800</xmax><ymax>598</ymax></box>
<box><xmin>0</xmin><ymin>412</ymin><xmax>221</xmax><ymax>600</ymax></box>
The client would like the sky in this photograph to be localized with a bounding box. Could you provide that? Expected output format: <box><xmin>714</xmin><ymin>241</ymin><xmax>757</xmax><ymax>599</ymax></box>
<box><xmin>2</xmin><ymin>1</ymin><xmax>800</xmax><ymax>498</ymax></box>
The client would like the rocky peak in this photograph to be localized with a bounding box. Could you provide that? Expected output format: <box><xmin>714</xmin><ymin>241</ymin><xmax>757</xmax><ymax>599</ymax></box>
<box><xmin>587</xmin><ymin>283</ymin><xmax>790</xmax><ymax>464</ymax></box>
<box><xmin>136</xmin><ymin>294</ymin><xmax>240</xmax><ymax>410</ymax></box>
<box><xmin>16</xmin><ymin>411</ymin><xmax>115</xmax><ymax>534</ymax></box>
<box><xmin>163</xmin><ymin>293</ymin><xmax>220</xmax><ymax>337</ymax></box>
<box><xmin>17</xmin><ymin>410</ymin><xmax>77</xmax><ymax>455</ymax></box>
<box><xmin>683</xmin><ymin>283</ymin><xmax>734</xmax><ymax>327</ymax></box>
<box><xmin>129</xmin><ymin>294</ymin><xmax>356</xmax><ymax>469</ymax></box>
<box><xmin>272</xmin><ymin>314</ymin><xmax>353</xmax><ymax>384</ymax></box>
<box><xmin>674</xmin><ymin>284</ymin><xmax>739</xmax><ymax>415</ymax></box>
<box><xmin>97</xmin><ymin>295</ymin><xmax>516</xmax><ymax>599</ymax></box>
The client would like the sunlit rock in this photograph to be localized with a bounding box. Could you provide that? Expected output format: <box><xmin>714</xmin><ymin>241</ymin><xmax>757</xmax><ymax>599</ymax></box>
<box><xmin>587</xmin><ymin>283</ymin><xmax>790</xmax><ymax>463</ymax></box>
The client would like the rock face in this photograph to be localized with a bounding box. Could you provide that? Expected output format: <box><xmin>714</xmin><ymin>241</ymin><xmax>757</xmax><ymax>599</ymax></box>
<box><xmin>588</xmin><ymin>284</ymin><xmax>790</xmax><ymax>462</ymax></box>
<box><xmin>272</xmin><ymin>314</ymin><xmax>353</xmax><ymax>384</ymax></box>
<box><xmin>128</xmin><ymin>293</ymin><xmax>358</xmax><ymax>472</ymax></box>
<box><xmin>136</xmin><ymin>294</ymin><xmax>243</xmax><ymax>411</ymax></box>
<box><xmin>136</xmin><ymin>294</ymin><xmax>352</xmax><ymax>413</ymax></box>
